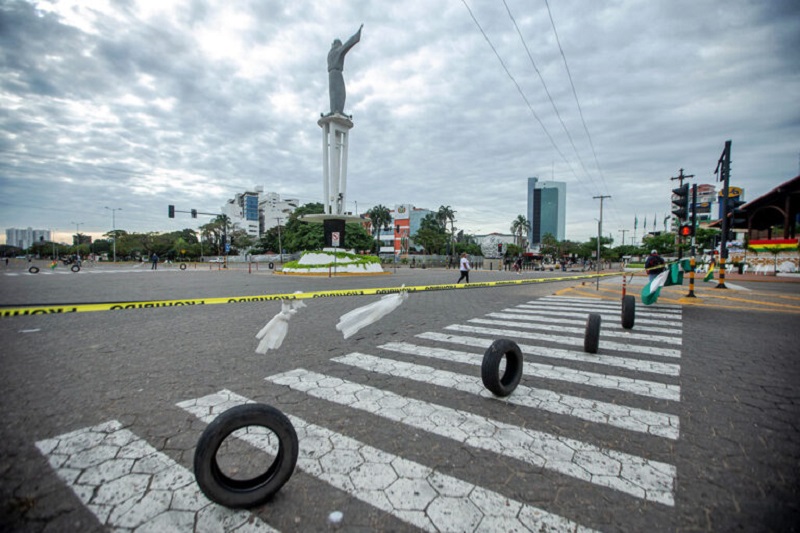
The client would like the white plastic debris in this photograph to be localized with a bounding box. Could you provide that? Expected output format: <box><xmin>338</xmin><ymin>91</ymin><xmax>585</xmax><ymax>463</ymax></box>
<box><xmin>328</xmin><ymin>511</ymin><xmax>343</xmax><ymax>525</ymax></box>
<box><xmin>336</xmin><ymin>286</ymin><xmax>408</xmax><ymax>339</ymax></box>
<box><xmin>255</xmin><ymin>295</ymin><xmax>306</xmax><ymax>354</ymax></box>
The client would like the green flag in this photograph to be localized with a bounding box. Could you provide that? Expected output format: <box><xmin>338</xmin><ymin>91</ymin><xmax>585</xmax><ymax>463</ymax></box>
<box><xmin>641</xmin><ymin>270</ymin><xmax>669</xmax><ymax>305</ymax></box>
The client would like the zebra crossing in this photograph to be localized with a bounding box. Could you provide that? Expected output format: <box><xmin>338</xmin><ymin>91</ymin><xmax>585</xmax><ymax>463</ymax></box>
<box><xmin>35</xmin><ymin>295</ymin><xmax>683</xmax><ymax>531</ymax></box>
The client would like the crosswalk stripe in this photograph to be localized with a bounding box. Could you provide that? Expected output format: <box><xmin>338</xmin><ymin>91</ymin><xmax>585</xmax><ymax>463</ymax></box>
<box><xmin>444</xmin><ymin>324</ymin><xmax>682</xmax><ymax>358</ymax></box>
<box><xmin>522</xmin><ymin>303</ymin><xmax>682</xmax><ymax>321</ymax></box>
<box><xmin>390</xmin><ymin>329</ymin><xmax>679</xmax><ymax>376</ymax></box>
<box><xmin>539</xmin><ymin>297</ymin><xmax>682</xmax><ymax>313</ymax></box>
<box><xmin>471</xmin><ymin>317</ymin><xmax>681</xmax><ymax>345</ymax></box>
<box><xmin>337</xmin><ymin>350</ymin><xmax>679</xmax><ymax>439</ymax></box>
<box><xmin>35</xmin><ymin>420</ymin><xmax>277</xmax><ymax>532</ymax></box>
<box><xmin>512</xmin><ymin>306</ymin><xmax>679</xmax><ymax>327</ymax></box>
<box><xmin>416</xmin><ymin>332</ymin><xmax>681</xmax><ymax>400</ymax></box>
<box><xmin>178</xmin><ymin>390</ymin><xmax>595</xmax><ymax>533</ymax></box>
<box><xmin>496</xmin><ymin>309</ymin><xmax>682</xmax><ymax>335</ymax></box>
<box><xmin>266</xmin><ymin>369</ymin><xmax>676</xmax><ymax>505</ymax></box>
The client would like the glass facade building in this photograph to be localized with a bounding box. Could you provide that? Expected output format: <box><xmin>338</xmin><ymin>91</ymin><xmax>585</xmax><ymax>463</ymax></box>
<box><xmin>527</xmin><ymin>177</ymin><xmax>566</xmax><ymax>246</ymax></box>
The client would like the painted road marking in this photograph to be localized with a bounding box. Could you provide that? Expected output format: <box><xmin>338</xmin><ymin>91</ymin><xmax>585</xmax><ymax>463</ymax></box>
<box><xmin>488</xmin><ymin>310</ymin><xmax>682</xmax><ymax>335</ymax></box>
<box><xmin>266</xmin><ymin>369</ymin><xmax>677</xmax><ymax>505</ymax></box>
<box><xmin>178</xmin><ymin>390</ymin><xmax>595</xmax><ymax>533</ymax></box>
<box><xmin>35</xmin><ymin>420</ymin><xmax>277</xmax><ymax>532</ymax></box>
<box><xmin>538</xmin><ymin>296</ymin><xmax>683</xmax><ymax>314</ymax></box>
<box><xmin>339</xmin><ymin>349</ymin><xmax>679</xmax><ymax>439</ymax></box>
<box><xmin>416</xmin><ymin>332</ymin><xmax>681</xmax><ymax>400</ymax></box>
<box><xmin>443</xmin><ymin>324</ymin><xmax>682</xmax><ymax>358</ymax></box>
<box><xmin>521</xmin><ymin>303</ymin><xmax>683</xmax><ymax>321</ymax></box>
<box><xmin>514</xmin><ymin>306</ymin><xmax>681</xmax><ymax>327</ymax></box>
<box><xmin>470</xmin><ymin>316</ymin><xmax>681</xmax><ymax>345</ymax></box>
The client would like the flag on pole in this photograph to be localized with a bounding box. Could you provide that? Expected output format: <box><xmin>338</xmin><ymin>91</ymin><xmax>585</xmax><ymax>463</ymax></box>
<box><xmin>641</xmin><ymin>269</ymin><xmax>670</xmax><ymax>305</ymax></box>
<box><xmin>643</xmin><ymin>217</ymin><xmax>648</xmax><ymax>230</ymax></box>
<box><xmin>704</xmin><ymin>260</ymin><xmax>716</xmax><ymax>282</ymax></box>
<box><xmin>634</xmin><ymin>215</ymin><xmax>638</xmax><ymax>230</ymax></box>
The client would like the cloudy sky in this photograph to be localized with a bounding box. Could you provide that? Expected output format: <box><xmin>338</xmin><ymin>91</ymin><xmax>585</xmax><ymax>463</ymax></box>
<box><xmin>1</xmin><ymin>0</ymin><xmax>799</xmax><ymax>245</ymax></box>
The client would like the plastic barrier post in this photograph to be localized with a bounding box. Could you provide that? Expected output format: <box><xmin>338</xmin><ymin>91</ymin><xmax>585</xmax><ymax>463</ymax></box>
<box><xmin>715</xmin><ymin>256</ymin><xmax>727</xmax><ymax>289</ymax></box>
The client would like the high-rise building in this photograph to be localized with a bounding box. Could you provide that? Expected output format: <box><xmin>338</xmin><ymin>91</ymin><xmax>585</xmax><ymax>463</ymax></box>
<box><xmin>5</xmin><ymin>227</ymin><xmax>51</xmax><ymax>250</ymax></box>
<box><xmin>222</xmin><ymin>187</ymin><xmax>264</xmax><ymax>237</ymax></box>
<box><xmin>527</xmin><ymin>177</ymin><xmax>566</xmax><ymax>247</ymax></box>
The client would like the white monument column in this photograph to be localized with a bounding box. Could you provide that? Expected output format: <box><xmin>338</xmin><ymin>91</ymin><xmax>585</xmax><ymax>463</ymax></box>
<box><xmin>318</xmin><ymin>113</ymin><xmax>354</xmax><ymax>215</ymax></box>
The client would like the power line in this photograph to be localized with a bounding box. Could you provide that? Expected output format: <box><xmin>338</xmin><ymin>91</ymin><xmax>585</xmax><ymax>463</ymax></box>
<box><xmin>460</xmin><ymin>0</ymin><xmax>583</xmax><ymax>187</ymax></box>
<box><xmin>543</xmin><ymin>0</ymin><xmax>608</xmax><ymax>196</ymax></box>
<box><xmin>502</xmin><ymin>0</ymin><xmax>599</xmax><ymax>196</ymax></box>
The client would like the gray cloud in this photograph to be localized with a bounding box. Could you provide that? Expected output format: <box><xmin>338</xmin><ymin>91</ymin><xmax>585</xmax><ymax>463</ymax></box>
<box><xmin>1</xmin><ymin>0</ymin><xmax>798</xmax><ymax>244</ymax></box>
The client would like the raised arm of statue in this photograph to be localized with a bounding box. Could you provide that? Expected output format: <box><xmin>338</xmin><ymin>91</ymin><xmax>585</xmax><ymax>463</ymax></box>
<box><xmin>327</xmin><ymin>24</ymin><xmax>363</xmax><ymax>115</ymax></box>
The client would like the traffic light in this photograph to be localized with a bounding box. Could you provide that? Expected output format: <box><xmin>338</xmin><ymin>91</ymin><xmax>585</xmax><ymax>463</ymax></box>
<box><xmin>671</xmin><ymin>183</ymin><xmax>689</xmax><ymax>221</ymax></box>
<box><xmin>191</xmin><ymin>209</ymin><xmax>197</xmax><ymax>218</ymax></box>
<box><xmin>497</xmin><ymin>243</ymin><xmax>503</xmax><ymax>253</ymax></box>
<box><xmin>679</xmin><ymin>224</ymin><xmax>693</xmax><ymax>237</ymax></box>
<box><xmin>168</xmin><ymin>205</ymin><xmax>175</xmax><ymax>218</ymax></box>
<box><xmin>728</xmin><ymin>198</ymin><xmax>746</xmax><ymax>227</ymax></box>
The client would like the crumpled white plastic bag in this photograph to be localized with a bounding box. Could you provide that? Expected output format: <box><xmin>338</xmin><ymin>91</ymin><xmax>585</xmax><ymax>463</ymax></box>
<box><xmin>255</xmin><ymin>296</ymin><xmax>306</xmax><ymax>354</ymax></box>
<box><xmin>336</xmin><ymin>287</ymin><xmax>408</xmax><ymax>339</ymax></box>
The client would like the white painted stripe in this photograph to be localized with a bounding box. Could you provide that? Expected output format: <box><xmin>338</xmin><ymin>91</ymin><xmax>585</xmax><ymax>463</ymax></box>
<box><xmin>416</xmin><ymin>332</ymin><xmax>681</xmax><ymax>401</ymax></box>
<box><xmin>523</xmin><ymin>304</ymin><xmax>682</xmax><ymax>321</ymax></box>
<box><xmin>35</xmin><ymin>420</ymin><xmax>277</xmax><ymax>532</ymax></box>
<box><xmin>266</xmin><ymin>370</ymin><xmax>676</xmax><ymax>506</ymax></box>
<box><xmin>178</xmin><ymin>391</ymin><xmax>595</xmax><ymax>533</ymax></box>
<box><xmin>444</xmin><ymin>324</ymin><xmax>682</xmax><ymax>359</ymax></box>
<box><xmin>539</xmin><ymin>297</ymin><xmax>682</xmax><ymax>312</ymax></box>
<box><xmin>340</xmin><ymin>350</ymin><xmax>679</xmax><ymax>439</ymax></box>
<box><xmin>513</xmin><ymin>307</ymin><xmax>679</xmax><ymax>327</ymax></box>
<box><xmin>400</xmin><ymin>327</ymin><xmax>678</xmax><ymax>376</ymax></box>
<box><xmin>493</xmin><ymin>310</ymin><xmax>682</xmax><ymax>335</ymax></box>
<box><xmin>471</xmin><ymin>317</ymin><xmax>681</xmax><ymax>345</ymax></box>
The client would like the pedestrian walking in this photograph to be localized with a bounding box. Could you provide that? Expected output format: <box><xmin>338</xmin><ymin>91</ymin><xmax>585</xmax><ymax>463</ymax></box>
<box><xmin>151</xmin><ymin>252</ymin><xmax>159</xmax><ymax>270</ymax></box>
<box><xmin>456</xmin><ymin>252</ymin><xmax>470</xmax><ymax>284</ymax></box>
<box><xmin>644</xmin><ymin>249</ymin><xmax>665</xmax><ymax>282</ymax></box>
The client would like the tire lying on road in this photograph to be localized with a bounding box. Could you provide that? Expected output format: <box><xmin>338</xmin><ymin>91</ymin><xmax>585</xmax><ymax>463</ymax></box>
<box><xmin>70</xmin><ymin>264</ymin><xmax>80</xmax><ymax>272</ymax></box>
<box><xmin>621</xmin><ymin>295</ymin><xmax>635</xmax><ymax>329</ymax></box>
<box><xmin>194</xmin><ymin>403</ymin><xmax>299</xmax><ymax>509</ymax></box>
<box><xmin>180</xmin><ymin>263</ymin><xmax>187</xmax><ymax>270</ymax></box>
<box><xmin>481</xmin><ymin>338</ymin><xmax>523</xmax><ymax>397</ymax></box>
<box><xmin>584</xmin><ymin>313</ymin><xmax>601</xmax><ymax>354</ymax></box>
<box><xmin>28</xmin><ymin>266</ymin><xmax>40</xmax><ymax>274</ymax></box>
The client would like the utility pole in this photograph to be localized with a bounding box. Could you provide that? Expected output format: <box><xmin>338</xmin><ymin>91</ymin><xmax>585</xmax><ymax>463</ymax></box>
<box><xmin>275</xmin><ymin>217</ymin><xmax>283</xmax><ymax>263</ymax></box>
<box><xmin>593</xmin><ymin>195</ymin><xmax>611</xmax><ymax>290</ymax></box>
<box><xmin>618</xmin><ymin>229</ymin><xmax>628</xmax><ymax>247</ymax></box>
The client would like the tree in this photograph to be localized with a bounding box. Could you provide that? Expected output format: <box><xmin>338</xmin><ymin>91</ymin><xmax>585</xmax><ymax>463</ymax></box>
<box><xmin>437</xmin><ymin>205</ymin><xmax>457</xmax><ymax>250</ymax></box>
<box><xmin>284</xmin><ymin>202</ymin><xmax>325</xmax><ymax>252</ymax></box>
<box><xmin>365</xmin><ymin>204</ymin><xmax>392</xmax><ymax>253</ymax></box>
<box><xmin>413</xmin><ymin>213</ymin><xmax>448</xmax><ymax>254</ymax></box>
<box><xmin>510</xmin><ymin>215</ymin><xmax>529</xmax><ymax>249</ymax></box>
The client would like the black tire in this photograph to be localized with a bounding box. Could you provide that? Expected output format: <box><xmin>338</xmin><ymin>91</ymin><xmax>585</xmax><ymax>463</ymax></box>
<box><xmin>621</xmin><ymin>295</ymin><xmax>635</xmax><ymax>330</ymax></box>
<box><xmin>180</xmin><ymin>263</ymin><xmax>187</xmax><ymax>270</ymax></box>
<box><xmin>584</xmin><ymin>313</ymin><xmax>601</xmax><ymax>354</ymax></box>
<box><xmin>70</xmin><ymin>264</ymin><xmax>80</xmax><ymax>273</ymax></box>
<box><xmin>194</xmin><ymin>403</ymin><xmax>298</xmax><ymax>509</ymax></box>
<box><xmin>268</xmin><ymin>262</ymin><xmax>274</xmax><ymax>270</ymax></box>
<box><xmin>481</xmin><ymin>339</ymin><xmax>523</xmax><ymax>397</ymax></box>
<box><xmin>28</xmin><ymin>266</ymin><xmax>39</xmax><ymax>274</ymax></box>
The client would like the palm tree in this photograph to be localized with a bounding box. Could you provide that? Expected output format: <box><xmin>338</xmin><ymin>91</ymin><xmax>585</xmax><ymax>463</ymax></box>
<box><xmin>366</xmin><ymin>205</ymin><xmax>392</xmax><ymax>253</ymax></box>
<box><xmin>438</xmin><ymin>205</ymin><xmax>457</xmax><ymax>252</ymax></box>
<box><xmin>510</xmin><ymin>215</ymin><xmax>529</xmax><ymax>249</ymax></box>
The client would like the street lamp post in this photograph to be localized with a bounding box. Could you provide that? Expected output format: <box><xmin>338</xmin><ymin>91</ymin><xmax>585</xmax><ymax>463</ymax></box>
<box><xmin>105</xmin><ymin>207</ymin><xmax>122</xmax><ymax>262</ymax></box>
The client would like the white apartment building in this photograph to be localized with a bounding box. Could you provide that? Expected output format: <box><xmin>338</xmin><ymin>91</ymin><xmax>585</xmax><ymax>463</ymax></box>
<box><xmin>261</xmin><ymin>192</ymin><xmax>299</xmax><ymax>233</ymax></box>
<box><xmin>5</xmin><ymin>227</ymin><xmax>51</xmax><ymax>250</ymax></box>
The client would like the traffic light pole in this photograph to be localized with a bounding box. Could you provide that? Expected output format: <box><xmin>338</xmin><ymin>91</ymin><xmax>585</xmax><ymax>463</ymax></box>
<box><xmin>670</xmin><ymin>169</ymin><xmax>694</xmax><ymax>260</ymax></box>
<box><xmin>714</xmin><ymin>141</ymin><xmax>732</xmax><ymax>289</ymax></box>
<box><xmin>168</xmin><ymin>205</ymin><xmax>228</xmax><ymax>265</ymax></box>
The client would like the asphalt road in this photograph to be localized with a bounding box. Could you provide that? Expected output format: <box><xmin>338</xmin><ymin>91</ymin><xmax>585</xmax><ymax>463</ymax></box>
<box><xmin>1</xmin><ymin>262</ymin><xmax>798</xmax><ymax>532</ymax></box>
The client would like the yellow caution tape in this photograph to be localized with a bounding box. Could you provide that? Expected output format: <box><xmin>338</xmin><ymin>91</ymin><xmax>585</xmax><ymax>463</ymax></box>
<box><xmin>1</xmin><ymin>272</ymin><xmax>620</xmax><ymax>318</ymax></box>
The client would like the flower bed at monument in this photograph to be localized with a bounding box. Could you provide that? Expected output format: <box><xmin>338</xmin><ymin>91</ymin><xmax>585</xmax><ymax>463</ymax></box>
<box><xmin>281</xmin><ymin>250</ymin><xmax>384</xmax><ymax>274</ymax></box>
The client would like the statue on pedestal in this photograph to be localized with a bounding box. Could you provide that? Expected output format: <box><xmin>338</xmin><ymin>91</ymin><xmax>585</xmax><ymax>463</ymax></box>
<box><xmin>327</xmin><ymin>24</ymin><xmax>363</xmax><ymax>115</ymax></box>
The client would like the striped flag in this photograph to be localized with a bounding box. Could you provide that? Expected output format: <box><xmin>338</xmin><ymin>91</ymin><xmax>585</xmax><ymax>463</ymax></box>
<box><xmin>703</xmin><ymin>260</ymin><xmax>716</xmax><ymax>282</ymax></box>
<box><xmin>641</xmin><ymin>269</ymin><xmax>670</xmax><ymax>305</ymax></box>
